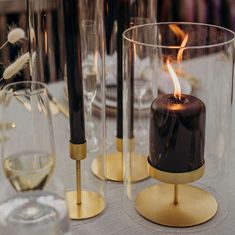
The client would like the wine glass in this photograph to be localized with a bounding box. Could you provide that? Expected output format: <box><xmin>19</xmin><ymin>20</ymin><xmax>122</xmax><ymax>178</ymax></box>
<box><xmin>0</xmin><ymin>81</ymin><xmax>70</xmax><ymax>234</ymax></box>
<box><xmin>81</xmin><ymin>19</ymin><xmax>99</xmax><ymax>152</ymax></box>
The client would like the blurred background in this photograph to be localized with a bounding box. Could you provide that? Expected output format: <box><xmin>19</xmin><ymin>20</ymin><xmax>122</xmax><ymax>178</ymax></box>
<box><xmin>157</xmin><ymin>0</ymin><xmax>235</xmax><ymax>31</ymax></box>
<box><xmin>0</xmin><ymin>0</ymin><xmax>234</xmax><ymax>84</ymax></box>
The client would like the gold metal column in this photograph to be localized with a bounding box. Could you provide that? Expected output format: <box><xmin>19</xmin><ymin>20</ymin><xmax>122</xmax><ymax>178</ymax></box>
<box><xmin>66</xmin><ymin>142</ymin><xmax>105</xmax><ymax>220</ymax></box>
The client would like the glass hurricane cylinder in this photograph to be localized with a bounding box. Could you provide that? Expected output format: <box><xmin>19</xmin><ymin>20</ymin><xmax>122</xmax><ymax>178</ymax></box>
<box><xmin>123</xmin><ymin>22</ymin><xmax>235</xmax><ymax>233</ymax></box>
<box><xmin>27</xmin><ymin>0</ymin><xmax>65</xmax><ymax>83</ymax></box>
<box><xmin>62</xmin><ymin>0</ymin><xmax>107</xmax><ymax>220</ymax></box>
<box><xmin>103</xmin><ymin>0</ymin><xmax>157</xmax><ymax>182</ymax></box>
<box><xmin>27</xmin><ymin>0</ymin><xmax>107</xmax><ymax>221</ymax></box>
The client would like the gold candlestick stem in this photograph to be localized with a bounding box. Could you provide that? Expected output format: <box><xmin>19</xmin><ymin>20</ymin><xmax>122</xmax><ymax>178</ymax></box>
<box><xmin>135</xmin><ymin>162</ymin><xmax>218</xmax><ymax>227</ymax></box>
<box><xmin>174</xmin><ymin>184</ymin><xmax>178</xmax><ymax>205</ymax></box>
<box><xmin>76</xmin><ymin>160</ymin><xmax>81</xmax><ymax>205</ymax></box>
<box><xmin>66</xmin><ymin>142</ymin><xmax>105</xmax><ymax>220</ymax></box>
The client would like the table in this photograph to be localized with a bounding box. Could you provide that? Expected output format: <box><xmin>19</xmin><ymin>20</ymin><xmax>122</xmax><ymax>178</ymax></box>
<box><xmin>6</xmin><ymin>81</ymin><xmax>235</xmax><ymax>235</ymax></box>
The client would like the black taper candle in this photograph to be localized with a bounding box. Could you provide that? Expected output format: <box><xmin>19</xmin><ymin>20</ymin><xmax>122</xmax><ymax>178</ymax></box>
<box><xmin>127</xmin><ymin>43</ymin><xmax>134</xmax><ymax>139</ymax></box>
<box><xmin>149</xmin><ymin>94</ymin><xmax>206</xmax><ymax>173</ymax></box>
<box><xmin>116</xmin><ymin>0</ymin><xmax>130</xmax><ymax>139</ymax></box>
<box><xmin>63</xmin><ymin>0</ymin><xmax>86</xmax><ymax>144</ymax></box>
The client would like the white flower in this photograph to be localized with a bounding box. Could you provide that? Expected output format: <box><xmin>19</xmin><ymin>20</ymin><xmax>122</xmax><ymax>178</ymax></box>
<box><xmin>8</xmin><ymin>27</ymin><xmax>25</xmax><ymax>44</ymax></box>
<box><xmin>0</xmin><ymin>27</ymin><xmax>25</xmax><ymax>50</ymax></box>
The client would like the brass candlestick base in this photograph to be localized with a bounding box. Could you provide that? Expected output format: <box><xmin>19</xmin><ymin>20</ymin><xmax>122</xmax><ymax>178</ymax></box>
<box><xmin>91</xmin><ymin>152</ymin><xmax>149</xmax><ymax>182</ymax></box>
<box><xmin>91</xmin><ymin>137</ymin><xmax>149</xmax><ymax>182</ymax></box>
<box><xmin>92</xmin><ymin>151</ymin><xmax>123</xmax><ymax>182</ymax></box>
<box><xmin>67</xmin><ymin>142</ymin><xmax>105</xmax><ymax>220</ymax></box>
<box><xmin>135</xmin><ymin>183</ymin><xmax>217</xmax><ymax>227</ymax></box>
<box><xmin>66</xmin><ymin>191</ymin><xmax>105</xmax><ymax>220</ymax></box>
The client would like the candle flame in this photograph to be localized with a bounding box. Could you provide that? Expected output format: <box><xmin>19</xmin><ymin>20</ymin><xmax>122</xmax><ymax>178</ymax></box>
<box><xmin>167</xmin><ymin>58</ymin><xmax>181</xmax><ymax>99</ymax></box>
<box><xmin>169</xmin><ymin>24</ymin><xmax>189</xmax><ymax>63</ymax></box>
<box><xmin>133</xmin><ymin>42</ymin><xmax>137</xmax><ymax>59</ymax></box>
<box><xmin>94</xmin><ymin>51</ymin><xmax>99</xmax><ymax>76</ymax></box>
<box><xmin>169</xmin><ymin>24</ymin><xmax>186</xmax><ymax>40</ymax></box>
<box><xmin>44</xmin><ymin>30</ymin><xmax>48</xmax><ymax>54</ymax></box>
<box><xmin>166</xmin><ymin>24</ymin><xmax>189</xmax><ymax>98</ymax></box>
<box><xmin>177</xmin><ymin>33</ymin><xmax>188</xmax><ymax>63</ymax></box>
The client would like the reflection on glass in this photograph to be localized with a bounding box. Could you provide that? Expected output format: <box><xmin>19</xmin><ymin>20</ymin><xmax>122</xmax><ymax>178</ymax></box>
<box><xmin>81</xmin><ymin>20</ymin><xmax>99</xmax><ymax>152</ymax></box>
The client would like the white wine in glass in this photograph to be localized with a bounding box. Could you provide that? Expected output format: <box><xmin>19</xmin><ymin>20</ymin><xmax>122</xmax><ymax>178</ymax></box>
<box><xmin>3</xmin><ymin>151</ymin><xmax>54</xmax><ymax>191</ymax></box>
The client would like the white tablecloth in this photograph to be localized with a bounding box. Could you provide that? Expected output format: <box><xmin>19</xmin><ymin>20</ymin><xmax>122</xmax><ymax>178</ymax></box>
<box><xmin>3</xmin><ymin>81</ymin><xmax>234</xmax><ymax>235</ymax></box>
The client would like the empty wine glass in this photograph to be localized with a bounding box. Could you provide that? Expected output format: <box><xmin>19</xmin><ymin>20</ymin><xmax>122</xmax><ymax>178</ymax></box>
<box><xmin>81</xmin><ymin>19</ymin><xmax>99</xmax><ymax>152</ymax></box>
<box><xmin>0</xmin><ymin>81</ymin><xmax>70</xmax><ymax>234</ymax></box>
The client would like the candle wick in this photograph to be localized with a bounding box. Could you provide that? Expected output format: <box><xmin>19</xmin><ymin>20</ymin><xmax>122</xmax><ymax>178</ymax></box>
<box><xmin>167</xmin><ymin>95</ymin><xmax>185</xmax><ymax>104</ymax></box>
<box><xmin>174</xmin><ymin>94</ymin><xmax>181</xmax><ymax>101</ymax></box>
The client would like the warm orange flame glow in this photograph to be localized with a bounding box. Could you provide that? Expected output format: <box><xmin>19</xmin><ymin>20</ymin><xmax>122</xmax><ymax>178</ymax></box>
<box><xmin>167</xmin><ymin>58</ymin><xmax>181</xmax><ymax>99</ymax></box>
<box><xmin>169</xmin><ymin>24</ymin><xmax>189</xmax><ymax>63</ymax></box>
<box><xmin>94</xmin><ymin>51</ymin><xmax>99</xmax><ymax>76</ymax></box>
<box><xmin>133</xmin><ymin>42</ymin><xmax>137</xmax><ymax>59</ymax></box>
<box><xmin>169</xmin><ymin>24</ymin><xmax>186</xmax><ymax>40</ymax></box>
<box><xmin>44</xmin><ymin>30</ymin><xmax>48</xmax><ymax>54</ymax></box>
<box><xmin>177</xmin><ymin>33</ymin><xmax>188</xmax><ymax>62</ymax></box>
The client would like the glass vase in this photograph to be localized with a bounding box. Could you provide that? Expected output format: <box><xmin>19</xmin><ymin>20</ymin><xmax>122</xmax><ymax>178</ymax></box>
<box><xmin>123</xmin><ymin>22</ymin><xmax>235</xmax><ymax>233</ymax></box>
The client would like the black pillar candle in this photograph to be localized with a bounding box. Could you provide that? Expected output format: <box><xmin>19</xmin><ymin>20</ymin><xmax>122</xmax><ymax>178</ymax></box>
<box><xmin>116</xmin><ymin>0</ymin><xmax>130</xmax><ymax>139</ymax></box>
<box><xmin>149</xmin><ymin>94</ymin><xmax>206</xmax><ymax>173</ymax></box>
<box><xmin>63</xmin><ymin>0</ymin><xmax>86</xmax><ymax>144</ymax></box>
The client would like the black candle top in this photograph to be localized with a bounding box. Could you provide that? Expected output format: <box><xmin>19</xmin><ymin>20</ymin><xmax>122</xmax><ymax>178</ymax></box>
<box><xmin>153</xmin><ymin>95</ymin><xmax>205</xmax><ymax>116</ymax></box>
<box><xmin>63</xmin><ymin>0</ymin><xmax>86</xmax><ymax>144</ymax></box>
<box><xmin>149</xmin><ymin>94</ymin><xmax>206</xmax><ymax>173</ymax></box>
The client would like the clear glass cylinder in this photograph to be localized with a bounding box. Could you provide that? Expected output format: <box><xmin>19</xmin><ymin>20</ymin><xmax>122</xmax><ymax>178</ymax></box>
<box><xmin>123</xmin><ymin>22</ymin><xmax>235</xmax><ymax>233</ymax></box>
<box><xmin>28</xmin><ymin>0</ymin><xmax>65</xmax><ymax>83</ymax></box>
<box><xmin>62</xmin><ymin>0</ymin><xmax>107</xmax><ymax>220</ymax></box>
<box><xmin>28</xmin><ymin>0</ymin><xmax>106</xmax><ymax>221</ymax></box>
<box><xmin>104</xmin><ymin>0</ymin><xmax>157</xmax><ymax>182</ymax></box>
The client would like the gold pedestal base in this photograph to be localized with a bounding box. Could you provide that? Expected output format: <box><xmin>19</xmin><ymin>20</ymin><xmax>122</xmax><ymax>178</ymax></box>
<box><xmin>135</xmin><ymin>184</ymin><xmax>217</xmax><ymax>227</ymax></box>
<box><xmin>91</xmin><ymin>152</ymin><xmax>149</xmax><ymax>182</ymax></box>
<box><xmin>66</xmin><ymin>191</ymin><xmax>105</xmax><ymax>220</ymax></box>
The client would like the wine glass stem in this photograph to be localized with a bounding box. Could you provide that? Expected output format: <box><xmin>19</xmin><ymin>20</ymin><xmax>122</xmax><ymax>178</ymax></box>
<box><xmin>137</xmin><ymin>95</ymin><xmax>143</xmax><ymax>130</ymax></box>
<box><xmin>87</xmin><ymin>100</ymin><xmax>92</xmax><ymax>123</ymax></box>
<box><xmin>86</xmin><ymin>99</ymin><xmax>93</xmax><ymax>137</ymax></box>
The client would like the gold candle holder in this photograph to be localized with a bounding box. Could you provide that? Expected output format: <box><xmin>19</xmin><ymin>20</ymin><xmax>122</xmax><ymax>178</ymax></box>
<box><xmin>66</xmin><ymin>142</ymin><xmax>105</xmax><ymax>220</ymax></box>
<box><xmin>135</xmin><ymin>159</ymin><xmax>217</xmax><ymax>227</ymax></box>
<box><xmin>91</xmin><ymin>137</ymin><xmax>149</xmax><ymax>182</ymax></box>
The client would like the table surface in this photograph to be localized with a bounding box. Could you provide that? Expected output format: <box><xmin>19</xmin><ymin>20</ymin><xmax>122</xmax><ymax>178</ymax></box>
<box><xmin>12</xmin><ymin>81</ymin><xmax>235</xmax><ymax>235</ymax></box>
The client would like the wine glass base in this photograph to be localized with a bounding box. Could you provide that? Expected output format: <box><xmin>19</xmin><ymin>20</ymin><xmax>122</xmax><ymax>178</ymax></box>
<box><xmin>66</xmin><ymin>191</ymin><xmax>105</xmax><ymax>220</ymax></box>
<box><xmin>135</xmin><ymin>184</ymin><xmax>217</xmax><ymax>227</ymax></box>
<box><xmin>91</xmin><ymin>152</ymin><xmax>149</xmax><ymax>182</ymax></box>
<box><xmin>0</xmin><ymin>191</ymin><xmax>69</xmax><ymax>234</ymax></box>
<box><xmin>87</xmin><ymin>136</ymin><xmax>99</xmax><ymax>153</ymax></box>
<box><xmin>8</xmin><ymin>201</ymin><xmax>57</xmax><ymax>224</ymax></box>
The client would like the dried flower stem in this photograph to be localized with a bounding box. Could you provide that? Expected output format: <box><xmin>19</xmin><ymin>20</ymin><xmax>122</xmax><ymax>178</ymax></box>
<box><xmin>0</xmin><ymin>52</ymin><xmax>29</xmax><ymax>82</ymax></box>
